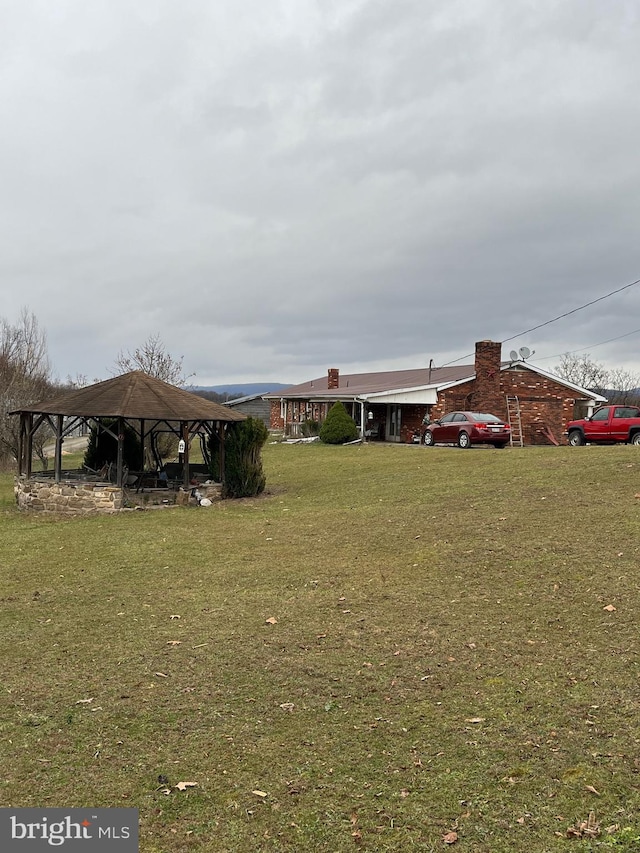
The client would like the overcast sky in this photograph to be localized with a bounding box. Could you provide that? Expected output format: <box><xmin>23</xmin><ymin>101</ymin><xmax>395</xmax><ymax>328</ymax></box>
<box><xmin>2</xmin><ymin>0</ymin><xmax>640</xmax><ymax>386</ymax></box>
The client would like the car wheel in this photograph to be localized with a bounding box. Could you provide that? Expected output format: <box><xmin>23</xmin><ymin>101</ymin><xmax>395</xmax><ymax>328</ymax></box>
<box><xmin>457</xmin><ymin>431</ymin><xmax>471</xmax><ymax>449</ymax></box>
<box><xmin>631</xmin><ymin>433</ymin><xmax>640</xmax><ymax>446</ymax></box>
<box><xmin>423</xmin><ymin>430</ymin><xmax>435</xmax><ymax>447</ymax></box>
<box><xmin>568</xmin><ymin>431</ymin><xmax>585</xmax><ymax>446</ymax></box>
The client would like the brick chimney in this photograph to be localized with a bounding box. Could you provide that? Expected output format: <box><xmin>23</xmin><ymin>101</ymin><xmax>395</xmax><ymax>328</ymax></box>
<box><xmin>473</xmin><ymin>340</ymin><xmax>502</xmax><ymax>413</ymax></box>
<box><xmin>327</xmin><ymin>368</ymin><xmax>339</xmax><ymax>390</ymax></box>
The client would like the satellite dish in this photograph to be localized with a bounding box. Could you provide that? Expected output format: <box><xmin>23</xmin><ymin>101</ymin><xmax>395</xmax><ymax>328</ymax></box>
<box><xmin>509</xmin><ymin>350</ymin><xmax>519</xmax><ymax>362</ymax></box>
<box><xmin>519</xmin><ymin>346</ymin><xmax>531</xmax><ymax>360</ymax></box>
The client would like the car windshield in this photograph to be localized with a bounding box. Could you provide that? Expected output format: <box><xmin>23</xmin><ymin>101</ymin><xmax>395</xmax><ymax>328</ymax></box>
<box><xmin>469</xmin><ymin>413</ymin><xmax>503</xmax><ymax>423</ymax></box>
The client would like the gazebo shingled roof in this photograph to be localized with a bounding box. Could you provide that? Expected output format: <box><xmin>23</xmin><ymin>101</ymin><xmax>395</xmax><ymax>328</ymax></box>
<box><xmin>12</xmin><ymin>371</ymin><xmax>247</xmax><ymax>489</ymax></box>
<box><xmin>17</xmin><ymin>370</ymin><xmax>246</xmax><ymax>422</ymax></box>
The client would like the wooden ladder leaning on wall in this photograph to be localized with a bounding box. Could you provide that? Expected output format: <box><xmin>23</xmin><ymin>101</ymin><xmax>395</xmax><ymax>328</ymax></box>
<box><xmin>506</xmin><ymin>396</ymin><xmax>524</xmax><ymax>447</ymax></box>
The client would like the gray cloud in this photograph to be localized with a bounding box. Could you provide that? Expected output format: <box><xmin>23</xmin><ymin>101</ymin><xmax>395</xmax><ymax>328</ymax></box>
<box><xmin>1</xmin><ymin>0</ymin><xmax>640</xmax><ymax>385</ymax></box>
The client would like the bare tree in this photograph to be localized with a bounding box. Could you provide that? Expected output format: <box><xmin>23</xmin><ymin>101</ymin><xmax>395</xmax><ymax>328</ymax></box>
<box><xmin>0</xmin><ymin>309</ymin><xmax>52</xmax><ymax>469</ymax></box>
<box><xmin>554</xmin><ymin>353</ymin><xmax>609</xmax><ymax>392</ymax></box>
<box><xmin>114</xmin><ymin>334</ymin><xmax>192</xmax><ymax>386</ymax></box>
<box><xmin>113</xmin><ymin>334</ymin><xmax>194</xmax><ymax>465</ymax></box>
<box><xmin>605</xmin><ymin>367</ymin><xmax>640</xmax><ymax>405</ymax></box>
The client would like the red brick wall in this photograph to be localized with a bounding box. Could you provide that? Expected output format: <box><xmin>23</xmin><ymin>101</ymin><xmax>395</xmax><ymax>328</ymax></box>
<box><xmin>269</xmin><ymin>398</ymin><xmax>334</xmax><ymax>434</ymax></box>
<box><xmin>398</xmin><ymin>405</ymin><xmax>428</xmax><ymax>442</ymax></box>
<box><xmin>433</xmin><ymin>369</ymin><xmax>578</xmax><ymax>445</ymax></box>
<box><xmin>269</xmin><ymin>400</ymin><xmax>284</xmax><ymax>430</ymax></box>
<box><xmin>471</xmin><ymin>340</ymin><xmax>502</xmax><ymax>413</ymax></box>
<box><xmin>501</xmin><ymin>368</ymin><xmax>575</xmax><ymax>445</ymax></box>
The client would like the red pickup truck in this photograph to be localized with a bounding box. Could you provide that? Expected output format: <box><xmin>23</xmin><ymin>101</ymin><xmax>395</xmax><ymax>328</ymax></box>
<box><xmin>566</xmin><ymin>405</ymin><xmax>640</xmax><ymax>446</ymax></box>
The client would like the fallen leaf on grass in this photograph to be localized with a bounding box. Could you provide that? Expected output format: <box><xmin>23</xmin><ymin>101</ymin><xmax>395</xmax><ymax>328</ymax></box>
<box><xmin>75</xmin><ymin>698</ymin><xmax>94</xmax><ymax>704</ymax></box>
<box><xmin>585</xmin><ymin>785</ymin><xmax>600</xmax><ymax>795</ymax></box>
<box><xmin>166</xmin><ymin>641</ymin><xmax>182</xmax><ymax>646</ymax></box>
<box><xmin>566</xmin><ymin>811</ymin><xmax>599</xmax><ymax>839</ymax></box>
<box><xmin>603</xmin><ymin>604</ymin><xmax>616</xmax><ymax>612</ymax></box>
<box><xmin>443</xmin><ymin>830</ymin><xmax>458</xmax><ymax>844</ymax></box>
<box><xmin>252</xmin><ymin>790</ymin><xmax>268</xmax><ymax>798</ymax></box>
<box><xmin>155</xmin><ymin>672</ymin><xmax>168</xmax><ymax>678</ymax></box>
<box><xmin>279</xmin><ymin>702</ymin><xmax>295</xmax><ymax>712</ymax></box>
<box><xmin>265</xmin><ymin>617</ymin><xmax>278</xmax><ymax>625</ymax></box>
<box><xmin>169</xmin><ymin>614</ymin><xmax>181</xmax><ymax>620</ymax></box>
<box><xmin>465</xmin><ymin>717</ymin><xmax>485</xmax><ymax>724</ymax></box>
<box><xmin>175</xmin><ymin>781</ymin><xmax>198</xmax><ymax>791</ymax></box>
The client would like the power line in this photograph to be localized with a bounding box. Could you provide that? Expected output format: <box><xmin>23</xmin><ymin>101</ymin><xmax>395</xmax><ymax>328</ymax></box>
<box><xmin>535</xmin><ymin>327</ymin><xmax>640</xmax><ymax>362</ymax></box>
<box><xmin>440</xmin><ymin>275</ymin><xmax>640</xmax><ymax>367</ymax></box>
<box><xmin>501</xmin><ymin>276</ymin><xmax>640</xmax><ymax>344</ymax></box>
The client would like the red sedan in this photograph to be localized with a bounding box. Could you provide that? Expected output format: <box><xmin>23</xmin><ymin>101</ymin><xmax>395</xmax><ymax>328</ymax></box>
<box><xmin>423</xmin><ymin>411</ymin><xmax>511</xmax><ymax>449</ymax></box>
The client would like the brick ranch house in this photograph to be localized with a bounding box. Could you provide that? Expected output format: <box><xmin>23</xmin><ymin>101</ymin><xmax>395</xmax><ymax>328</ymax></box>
<box><xmin>265</xmin><ymin>340</ymin><xmax>607</xmax><ymax>445</ymax></box>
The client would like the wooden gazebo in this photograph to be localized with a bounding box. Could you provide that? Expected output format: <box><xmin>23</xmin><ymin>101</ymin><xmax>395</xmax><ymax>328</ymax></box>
<box><xmin>11</xmin><ymin>371</ymin><xmax>246</xmax><ymax>489</ymax></box>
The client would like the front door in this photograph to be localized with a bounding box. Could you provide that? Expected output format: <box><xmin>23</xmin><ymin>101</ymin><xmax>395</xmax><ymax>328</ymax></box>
<box><xmin>387</xmin><ymin>405</ymin><xmax>402</xmax><ymax>442</ymax></box>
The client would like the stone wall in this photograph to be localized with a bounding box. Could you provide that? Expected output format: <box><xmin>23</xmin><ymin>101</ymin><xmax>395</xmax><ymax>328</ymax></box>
<box><xmin>15</xmin><ymin>478</ymin><xmax>123</xmax><ymax>514</ymax></box>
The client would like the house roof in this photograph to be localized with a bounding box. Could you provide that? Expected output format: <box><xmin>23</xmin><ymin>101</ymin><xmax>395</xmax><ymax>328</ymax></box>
<box><xmin>264</xmin><ymin>365</ymin><xmax>472</xmax><ymax>400</ymax></box>
<box><xmin>265</xmin><ymin>361</ymin><xmax>608</xmax><ymax>403</ymax></box>
<box><xmin>224</xmin><ymin>393</ymin><xmax>270</xmax><ymax>406</ymax></box>
<box><xmin>12</xmin><ymin>371</ymin><xmax>247</xmax><ymax>422</ymax></box>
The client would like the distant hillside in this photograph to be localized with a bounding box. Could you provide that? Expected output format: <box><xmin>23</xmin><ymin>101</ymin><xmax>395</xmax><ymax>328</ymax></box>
<box><xmin>193</xmin><ymin>382</ymin><xmax>290</xmax><ymax>398</ymax></box>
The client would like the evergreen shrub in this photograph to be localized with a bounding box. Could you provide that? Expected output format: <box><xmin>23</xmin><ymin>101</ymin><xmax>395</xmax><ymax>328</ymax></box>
<box><xmin>319</xmin><ymin>402</ymin><xmax>359</xmax><ymax>444</ymax></box>
<box><xmin>208</xmin><ymin>417</ymin><xmax>269</xmax><ymax>498</ymax></box>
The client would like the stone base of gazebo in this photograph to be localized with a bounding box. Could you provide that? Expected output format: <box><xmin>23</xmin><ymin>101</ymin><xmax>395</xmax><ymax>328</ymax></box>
<box><xmin>14</xmin><ymin>477</ymin><xmax>224</xmax><ymax>514</ymax></box>
<box><xmin>15</xmin><ymin>477</ymin><xmax>124</xmax><ymax>514</ymax></box>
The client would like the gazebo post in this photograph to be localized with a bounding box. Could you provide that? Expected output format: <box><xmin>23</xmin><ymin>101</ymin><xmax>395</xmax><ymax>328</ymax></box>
<box><xmin>18</xmin><ymin>413</ymin><xmax>26</xmax><ymax>476</ymax></box>
<box><xmin>140</xmin><ymin>419</ymin><xmax>146</xmax><ymax>471</ymax></box>
<box><xmin>219</xmin><ymin>421</ymin><xmax>226</xmax><ymax>486</ymax></box>
<box><xmin>181</xmin><ymin>421</ymin><xmax>190</xmax><ymax>487</ymax></box>
<box><xmin>116</xmin><ymin>417</ymin><xmax>125</xmax><ymax>487</ymax></box>
<box><xmin>54</xmin><ymin>414</ymin><xmax>64</xmax><ymax>483</ymax></box>
<box><xmin>25</xmin><ymin>413</ymin><xmax>33</xmax><ymax>479</ymax></box>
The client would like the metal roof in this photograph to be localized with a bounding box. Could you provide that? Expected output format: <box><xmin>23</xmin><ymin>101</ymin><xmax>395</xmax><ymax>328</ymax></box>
<box><xmin>263</xmin><ymin>361</ymin><xmax>608</xmax><ymax>403</ymax></box>
<box><xmin>263</xmin><ymin>365</ymin><xmax>473</xmax><ymax>400</ymax></box>
<box><xmin>11</xmin><ymin>371</ymin><xmax>247</xmax><ymax>422</ymax></box>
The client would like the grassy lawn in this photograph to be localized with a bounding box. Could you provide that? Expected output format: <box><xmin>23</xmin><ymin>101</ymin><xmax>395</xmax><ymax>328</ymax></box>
<box><xmin>1</xmin><ymin>441</ymin><xmax>640</xmax><ymax>852</ymax></box>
